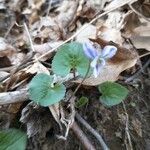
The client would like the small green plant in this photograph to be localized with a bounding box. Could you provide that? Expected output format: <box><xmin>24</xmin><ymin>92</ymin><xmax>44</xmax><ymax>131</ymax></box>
<box><xmin>29</xmin><ymin>73</ymin><xmax>66</xmax><ymax>106</ymax></box>
<box><xmin>75</xmin><ymin>96</ymin><xmax>89</xmax><ymax>108</ymax></box>
<box><xmin>0</xmin><ymin>129</ymin><xmax>27</xmax><ymax>150</ymax></box>
<box><xmin>28</xmin><ymin>42</ymin><xmax>128</xmax><ymax>108</ymax></box>
<box><xmin>98</xmin><ymin>81</ymin><xmax>129</xmax><ymax>106</ymax></box>
<box><xmin>52</xmin><ymin>42</ymin><xmax>91</xmax><ymax>77</ymax></box>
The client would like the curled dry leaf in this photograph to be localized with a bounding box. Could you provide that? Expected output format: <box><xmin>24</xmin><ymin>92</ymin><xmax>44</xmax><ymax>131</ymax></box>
<box><xmin>75</xmin><ymin>38</ymin><xmax>138</xmax><ymax>86</ymax></box>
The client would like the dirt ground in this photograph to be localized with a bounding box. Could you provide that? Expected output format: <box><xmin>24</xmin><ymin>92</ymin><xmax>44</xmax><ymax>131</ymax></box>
<box><xmin>23</xmin><ymin>63</ymin><xmax>149</xmax><ymax>150</ymax></box>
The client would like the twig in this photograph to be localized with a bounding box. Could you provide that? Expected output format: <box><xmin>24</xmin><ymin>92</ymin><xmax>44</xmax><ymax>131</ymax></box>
<box><xmin>122</xmin><ymin>102</ymin><xmax>133</xmax><ymax>150</ymax></box>
<box><xmin>23</xmin><ymin>22</ymin><xmax>35</xmax><ymax>53</ymax></box>
<box><xmin>35</xmin><ymin>0</ymin><xmax>137</xmax><ymax>62</ymax></box>
<box><xmin>76</xmin><ymin>113</ymin><xmax>109</xmax><ymax>150</ymax></box>
<box><xmin>46</xmin><ymin>0</ymin><xmax>52</xmax><ymax>16</ymax></box>
<box><xmin>139</xmin><ymin>52</ymin><xmax>150</xmax><ymax>58</ymax></box>
<box><xmin>125</xmin><ymin>59</ymin><xmax>150</xmax><ymax>82</ymax></box>
<box><xmin>0</xmin><ymin>88</ymin><xmax>28</xmax><ymax>105</ymax></box>
<box><xmin>71</xmin><ymin>122</ymin><xmax>96</xmax><ymax>150</ymax></box>
<box><xmin>129</xmin><ymin>3</ymin><xmax>150</xmax><ymax>22</ymax></box>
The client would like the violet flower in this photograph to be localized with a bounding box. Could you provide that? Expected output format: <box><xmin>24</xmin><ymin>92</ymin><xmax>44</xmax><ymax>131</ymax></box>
<box><xmin>83</xmin><ymin>42</ymin><xmax>117</xmax><ymax>78</ymax></box>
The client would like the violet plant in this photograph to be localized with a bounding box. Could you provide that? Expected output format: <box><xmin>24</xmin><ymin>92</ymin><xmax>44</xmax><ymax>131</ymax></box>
<box><xmin>83</xmin><ymin>42</ymin><xmax>117</xmax><ymax>78</ymax></box>
<box><xmin>29</xmin><ymin>41</ymin><xmax>128</xmax><ymax>107</ymax></box>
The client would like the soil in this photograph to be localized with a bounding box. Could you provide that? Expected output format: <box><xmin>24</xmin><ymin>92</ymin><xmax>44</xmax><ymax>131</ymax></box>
<box><xmin>24</xmin><ymin>67</ymin><xmax>150</xmax><ymax>150</ymax></box>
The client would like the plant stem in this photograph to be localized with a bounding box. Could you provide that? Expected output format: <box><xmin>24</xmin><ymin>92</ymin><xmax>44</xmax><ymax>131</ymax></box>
<box><xmin>76</xmin><ymin>113</ymin><xmax>110</xmax><ymax>150</ymax></box>
<box><xmin>69</xmin><ymin>62</ymin><xmax>90</xmax><ymax>101</ymax></box>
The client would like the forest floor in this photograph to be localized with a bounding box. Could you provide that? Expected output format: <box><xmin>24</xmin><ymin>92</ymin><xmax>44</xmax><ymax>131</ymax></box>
<box><xmin>0</xmin><ymin>0</ymin><xmax>150</xmax><ymax>150</ymax></box>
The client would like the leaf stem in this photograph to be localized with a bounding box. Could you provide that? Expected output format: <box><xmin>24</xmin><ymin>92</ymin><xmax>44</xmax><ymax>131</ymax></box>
<box><xmin>69</xmin><ymin>62</ymin><xmax>90</xmax><ymax>101</ymax></box>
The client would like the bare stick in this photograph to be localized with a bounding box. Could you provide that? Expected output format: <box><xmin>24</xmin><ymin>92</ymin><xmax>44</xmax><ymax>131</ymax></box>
<box><xmin>0</xmin><ymin>88</ymin><xmax>28</xmax><ymax>105</ymax></box>
<box><xmin>129</xmin><ymin>3</ymin><xmax>150</xmax><ymax>22</ymax></box>
<box><xmin>71</xmin><ymin>122</ymin><xmax>96</xmax><ymax>150</ymax></box>
<box><xmin>23</xmin><ymin>22</ymin><xmax>35</xmax><ymax>53</ymax></box>
<box><xmin>125</xmin><ymin>59</ymin><xmax>150</xmax><ymax>82</ymax></box>
<box><xmin>76</xmin><ymin>113</ymin><xmax>109</xmax><ymax>150</ymax></box>
<box><xmin>139</xmin><ymin>52</ymin><xmax>150</xmax><ymax>58</ymax></box>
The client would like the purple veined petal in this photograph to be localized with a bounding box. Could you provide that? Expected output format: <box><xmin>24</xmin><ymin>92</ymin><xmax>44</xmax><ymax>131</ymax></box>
<box><xmin>101</xmin><ymin>45</ymin><xmax>117</xmax><ymax>59</ymax></box>
<box><xmin>83</xmin><ymin>42</ymin><xmax>99</xmax><ymax>59</ymax></box>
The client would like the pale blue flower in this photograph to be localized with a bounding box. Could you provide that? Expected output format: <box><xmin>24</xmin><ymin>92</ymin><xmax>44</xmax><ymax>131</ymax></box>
<box><xmin>83</xmin><ymin>42</ymin><xmax>117</xmax><ymax>78</ymax></box>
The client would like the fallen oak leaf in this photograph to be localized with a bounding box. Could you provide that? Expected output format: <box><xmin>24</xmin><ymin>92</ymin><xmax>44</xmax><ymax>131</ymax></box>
<box><xmin>75</xmin><ymin>38</ymin><xmax>138</xmax><ymax>86</ymax></box>
<box><xmin>130</xmin><ymin>36</ymin><xmax>150</xmax><ymax>51</ymax></box>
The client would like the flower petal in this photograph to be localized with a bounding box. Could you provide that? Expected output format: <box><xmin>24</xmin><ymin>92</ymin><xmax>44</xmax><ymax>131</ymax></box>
<box><xmin>101</xmin><ymin>45</ymin><xmax>117</xmax><ymax>59</ymax></box>
<box><xmin>90</xmin><ymin>56</ymin><xmax>99</xmax><ymax>68</ymax></box>
<box><xmin>93</xmin><ymin>64</ymin><xmax>103</xmax><ymax>78</ymax></box>
<box><xmin>83</xmin><ymin>42</ymin><xmax>99</xmax><ymax>59</ymax></box>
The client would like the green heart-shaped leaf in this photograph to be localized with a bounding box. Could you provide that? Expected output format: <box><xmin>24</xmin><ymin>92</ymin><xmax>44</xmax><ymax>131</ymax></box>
<box><xmin>0</xmin><ymin>129</ymin><xmax>27</xmax><ymax>150</ymax></box>
<box><xmin>52</xmin><ymin>42</ymin><xmax>91</xmax><ymax>77</ymax></box>
<box><xmin>29</xmin><ymin>73</ymin><xmax>66</xmax><ymax>106</ymax></box>
<box><xmin>98</xmin><ymin>81</ymin><xmax>128</xmax><ymax>106</ymax></box>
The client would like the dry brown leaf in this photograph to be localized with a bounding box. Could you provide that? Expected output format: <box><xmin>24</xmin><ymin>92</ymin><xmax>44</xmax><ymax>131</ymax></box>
<box><xmin>0</xmin><ymin>37</ymin><xmax>16</xmax><ymax>57</ymax></box>
<box><xmin>133</xmin><ymin>21</ymin><xmax>150</xmax><ymax>36</ymax></box>
<box><xmin>75</xmin><ymin>38</ymin><xmax>138</xmax><ymax>86</ymax></box>
<box><xmin>98</xmin><ymin>11</ymin><xmax>126</xmax><ymax>45</ymax></box>
<box><xmin>130</xmin><ymin>36</ymin><xmax>150</xmax><ymax>51</ymax></box>
<box><xmin>49</xmin><ymin>104</ymin><xmax>62</xmax><ymax>130</ymax></box>
<box><xmin>98</xmin><ymin>26</ymin><xmax>124</xmax><ymax>45</ymax></box>
<box><xmin>31</xmin><ymin>16</ymin><xmax>61</xmax><ymax>42</ymax></box>
<box><xmin>76</xmin><ymin>24</ymin><xmax>97</xmax><ymax>43</ymax></box>
<box><xmin>56</xmin><ymin>0</ymin><xmax>79</xmax><ymax>28</ymax></box>
<box><xmin>121</xmin><ymin>11</ymin><xmax>141</xmax><ymax>36</ymax></box>
<box><xmin>25</xmin><ymin>61</ymin><xmax>50</xmax><ymax>75</ymax></box>
<box><xmin>129</xmin><ymin>20</ymin><xmax>150</xmax><ymax>51</ymax></box>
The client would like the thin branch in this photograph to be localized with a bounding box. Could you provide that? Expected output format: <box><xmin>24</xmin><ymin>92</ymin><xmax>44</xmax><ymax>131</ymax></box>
<box><xmin>0</xmin><ymin>88</ymin><xmax>28</xmax><ymax>105</ymax></box>
<box><xmin>125</xmin><ymin>59</ymin><xmax>150</xmax><ymax>82</ymax></box>
<box><xmin>76</xmin><ymin>113</ymin><xmax>110</xmax><ymax>150</ymax></box>
<box><xmin>23</xmin><ymin>22</ymin><xmax>35</xmax><ymax>52</ymax></box>
<box><xmin>139</xmin><ymin>52</ymin><xmax>150</xmax><ymax>58</ymax></box>
<box><xmin>71</xmin><ymin>122</ymin><xmax>96</xmax><ymax>150</ymax></box>
<box><xmin>129</xmin><ymin>3</ymin><xmax>150</xmax><ymax>22</ymax></box>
